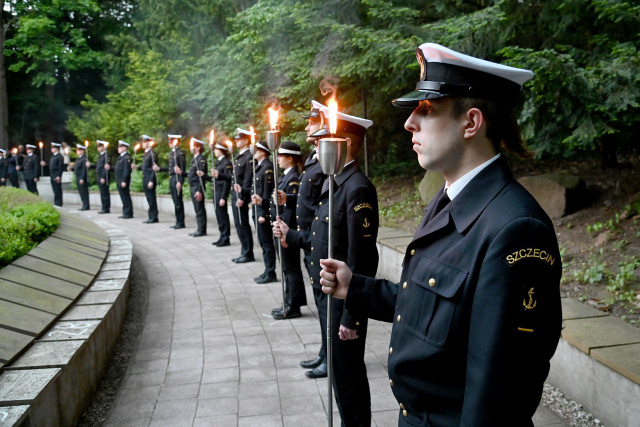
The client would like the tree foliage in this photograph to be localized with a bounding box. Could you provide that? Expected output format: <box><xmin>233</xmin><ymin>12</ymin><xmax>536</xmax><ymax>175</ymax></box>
<box><xmin>5</xmin><ymin>0</ymin><xmax>640</xmax><ymax>168</ymax></box>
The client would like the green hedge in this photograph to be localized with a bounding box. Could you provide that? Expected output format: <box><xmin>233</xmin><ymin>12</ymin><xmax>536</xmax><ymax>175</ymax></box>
<box><xmin>0</xmin><ymin>187</ymin><xmax>60</xmax><ymax>268</ymax></box>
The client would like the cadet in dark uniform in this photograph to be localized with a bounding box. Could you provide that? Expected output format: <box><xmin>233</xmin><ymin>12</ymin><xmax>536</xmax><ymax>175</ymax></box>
<box><xmin>250</xmin><ymin>141</ymin><xmax>277</xmax><ymax>283</ymax></box>
<box><xmin>115</xmin><ymin>141</ymin><xmax>133</xmax><ymax>219</ymax></box>
<box><xmin>210</xmin><ymin>142</ymin><xmax>232</xmax><ymax>246</ymax></box>
<box><xmin>95</xmin><ymin>140</ymin><xmax>111</xmax><ymax>213</ymax></box>
<box><xmin>133</xmin><ymin>135</ymin><xmax>159</xmax><ymax>223</ymax></box>
<box><xmin>163</xmin><ymin>134</ymin><xmax>187</xmax><ymax>229</ymax></box>
<box><xmin>271</xmin><ymin>141</ymin><xmax>306</xmax><ymax>319</ymax></box>
<box><xmin>231</xmin><ymin>128</ymin><xmax>255</xmax><ymax>263</ymax></box>
<box><xmin>69</xmin><ymin>143</ymin><xmax>90</xmax><ymax>210</ymax></box>
<box><xmin>320</xmin><ymin>43</ymin><xmax>563</xmax><ymax>427</ymax></box>
<box><xmin>0</xmin><ymin>149</ymin><xmax>8</xmax><ymax>186</ymax></box>
<box><xmin>48</xmin><ymin>142</ymin><xmax>64</xmax><ymax>206</ymax></box>
<box><xmin>7</xmin><ymin>149</ymin><xmax>21</xmax><ymax>188</ymax></box>
<box><xmin>23</xmin><ymin>144</ymin><xmax>40</xmax><ymax>194</ymax></box>
<box><xmin>275</xmin><ymin>109</ymin><xmax>378</xmax><ymax>426</ymax></box>
<box><xmin>188</xmin><ymin>137</ymin><xmax>208</xmax><ymax>237</ymax></box>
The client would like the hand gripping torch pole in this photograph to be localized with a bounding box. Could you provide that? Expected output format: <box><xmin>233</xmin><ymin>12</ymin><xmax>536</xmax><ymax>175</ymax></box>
<box><xmin>318</xmin><ymin>113</ymin><xmax>348</xmax><ymax>427</ymax></box>
<box><xmin>266</xmin><ymin>124</ymin><xmax>287</xmax><ymax>318</ymax></box>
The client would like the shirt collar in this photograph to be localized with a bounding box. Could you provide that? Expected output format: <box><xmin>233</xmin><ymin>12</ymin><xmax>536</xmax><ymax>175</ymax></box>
<box><xmin>283</xmin><ymin>167</ymin><xmax>293</xmax><ymax>175</ymax></box>
<box><xmin>446</xmin><ymin>153</ymin><xmax>500</xmax><ymax>201</ymax></box>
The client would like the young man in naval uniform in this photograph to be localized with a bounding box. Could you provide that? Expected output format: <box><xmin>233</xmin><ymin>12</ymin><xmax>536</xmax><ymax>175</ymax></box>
<box><xmin>230</xmin><ymin>128</ymin><xmax>255</xmax><ymax>263</ymax></box>
<box><xmin>115</xmin><ymin>141</ymin><xmax>134</xmax><ymax>219</ymax></box>
<box><xmin>95</xmin><ymin>140</ymin><xmax>111</xmax><ymax>213</ymax></box>
<box><xmin>47</xmin><ymin>142</ymin><xmax>65</xmax><ymax>206</ymax></box>
<box><xmin>22</xmin><ymin>144</ymin><xmax>40</xmax><ymax>194</ymax></box>
<box><xmin>274</xmin><ymin>108</ymin><xmax>379</xmax><ymax>426</ymax></box>
<box><xmin>320</xmin><ymin>43</ymin><xmax>562</xmax><ymax>426</ymax></box>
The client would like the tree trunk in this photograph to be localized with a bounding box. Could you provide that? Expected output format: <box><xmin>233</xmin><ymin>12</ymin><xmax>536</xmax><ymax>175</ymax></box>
<box><xmin>0</xmin><ymin>20</ymin><xmax>10</xmax><ymax>151</ymax></box>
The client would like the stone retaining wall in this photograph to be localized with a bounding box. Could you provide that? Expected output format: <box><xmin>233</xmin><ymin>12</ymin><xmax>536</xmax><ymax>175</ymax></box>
<box><xmin>0</xmin><ymin>210</ymin><xmax>133</xmax><ymax>426</ymax></box>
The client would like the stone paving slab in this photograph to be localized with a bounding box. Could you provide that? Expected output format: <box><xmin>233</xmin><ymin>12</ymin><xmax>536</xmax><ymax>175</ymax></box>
<box><xmin>561</xmin><ymin>297</ymin><xmax>609</xmax><ymax>320</ymax></box>
<box><xmin>562</xmin><ymin>316</ymin><xmax>640</xmax><ymax>354</ymax></box>
<box><xmin>45</xmin><ymin>235</ymin><xmax>108</xmax><ymax>259</ymax></box>
<box><xmin>591</xmin><ymin>343</ymin><xmax>640</xmax><ymax>385</ymax></box>
<box><xmin>76</xmin><ymin>290</ymin><xmax>121</xmax><ymax>305</ymax></box>
<box><xmin>101</xmin><ymin>261</ymin><xmax>132</xmax><ymax>271</ymax></box>
<box><xmin>7</xmin><ymin>340</ymin><xmax>84</xmax><ymax>369</ymax></box>
<box><xmin>0</xmin><ymin>406</ymin><xmax>30</xmax><ymax>426</ymax></box>
<box><xmin>0</xmin><ymin>368</ymin><xmax>60</xmax><ymax>405</ymax></box>
<box><xmin>0</xmin><ymin>279</ymin><xmax>71</xmax><ymax>314</ymax></box>
<box><xmin>0</xmin><ymin>328</ymin><xmax>33</xmax><ymax>365</ymax></box>
<box><xmin>0</xmin><ymin>300</ymin><xmax>56</xmax><ymax>336</ymax></box>
<box><xmin>90</xmin><ymin>278</ymin><xmax>128</xmax><ymax>291</ymax></box>
<box><xmin>27</xmin><ymin>245</ymin><xmax>104</xmax><ymax>276</ymax></box>
<box><xmin>60</xmin><ymin>304</ymin><xmax>112</xmax><ymax>321</ymax></box>
<box><xmin>10</xmin><ymin>255</ymin><xmax>94</xmax><ymax>287</ymax></box>
<box><xmin>38</xmin><ymin>320</ymin><xmax>101</xmax><ymax>341</ymax></box>
<box><xmin>0</xmin><ymin>265</ymin><xmax>85</xmax><ymax>299</ymax></box>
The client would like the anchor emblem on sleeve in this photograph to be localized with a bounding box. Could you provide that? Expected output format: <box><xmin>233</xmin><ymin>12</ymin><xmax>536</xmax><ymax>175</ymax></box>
<box><xmin>523</xmin><ymin>287</ymin><xmax>537</xmax><ymax>310</ymax></box>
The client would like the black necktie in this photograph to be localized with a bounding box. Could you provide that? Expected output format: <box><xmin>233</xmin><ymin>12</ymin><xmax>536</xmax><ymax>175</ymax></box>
<box><xmin>422</xmin><ymin>189</ymin><xmax>450</xmax><ymax>228</ymax></box>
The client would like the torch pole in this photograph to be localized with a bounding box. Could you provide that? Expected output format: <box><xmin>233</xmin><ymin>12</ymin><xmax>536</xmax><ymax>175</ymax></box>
<box><xmin>318</xmin><ymin>135</ymin><xmax>348</xmax><ymax>427</ymax></box>
<box><xmin>250</xmin><ymin>146</ymin><xmax>258</xmax><ymax>240</ymax></box>
<box><xmin>193</xmin><ymin>152</ymin><xmax>206</xmax><ymax>196</ymax></box>
<box><xmin>267</xmin><ymin>129</ymin><xmax>286</xmax><ymax>317</ymax></box>
<box><xmin>210</xmin><ymin>146</ymin><xmax>217</xmax><ymax>210</ymax></box>
<box><xmin>39</xmin><ymin>144</ymin><xmax>44</xmax><ymax>176</ymax></box>
<box><xmin>229</xmin><ymin>149</ymin><xmax>242</xmax><ymax>225</ymax></box>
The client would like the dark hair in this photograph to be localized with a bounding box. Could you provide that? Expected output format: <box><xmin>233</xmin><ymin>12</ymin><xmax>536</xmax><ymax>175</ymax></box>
<box><xmin>451</xmin><ymin>97</ymin><xmax>533</xmax><ymax>158</ymax></box>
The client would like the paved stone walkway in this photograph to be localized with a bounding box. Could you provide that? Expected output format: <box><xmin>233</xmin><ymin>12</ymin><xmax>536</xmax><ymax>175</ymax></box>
<box><xmin>77</xmin><ymin>207</ymin><xmax>569</xmax><ymax>427</ymax></box>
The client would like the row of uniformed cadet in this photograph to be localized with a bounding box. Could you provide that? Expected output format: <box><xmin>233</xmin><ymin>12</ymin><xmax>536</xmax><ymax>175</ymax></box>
<box><xmin>273</xmin><ymin>101</ymin><xmax>379</xmax><ymax>426</ymax></box>
<box><xmin>320</xmin><ymin>43</ymin><xmax>562</xmax><ymax>426</ymax></box>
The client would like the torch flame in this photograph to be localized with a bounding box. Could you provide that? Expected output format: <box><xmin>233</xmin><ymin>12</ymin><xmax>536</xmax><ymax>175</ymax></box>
<box><xmin>173</xmin><ymin>139</ymin><xmax>178</xmax><ymax>147</ymax></box>
<box><xmin>85</xmin><ymin>140</ymin><xmax>89</xmax><ymax>147</ymax></box>
<box><xmin>249</xmin><ymin>126</ymin><xmax>256</xmax><ymax>145</ymax></box>
<box><xmin>209</xmin><ymin>130</ymin><xmax>214</xmax><ymax>146</ymax></box>
<box><xmin>268</xmin><ymin>107</ymin><xmax>279</xmax><ymax>131</ymax></box>
<box><xmin>225</xmin><ymin>139</ymin><xmax>233</xmax><ymax>150</ymax></box>
<box><xmin>39</xmin><ymin>141</ymin><xmax>43</xmax><ymax>149</ymax></box>
<box><xmin>328</xmin><ymin>98</ymin><xmax>338</xmax><ymax>136</ymax></box>
<box><xmin>190</xmin><ymin>138</ymin><xmax>194</xmax><ymax>151</ymax></box>
<box><xmin>13</xmin><ymin>148</ymin><xmax>17</xmax><ymax>154</ymax></box>
<box><xmin>104</xmin><ymin>142</ymin><xmax>109</xmax><ymax>148</ymax></box>
<box><xmin>134</xmin><ymin>144</ymin><xmax>140</xmax><ymax>152</ymax></box>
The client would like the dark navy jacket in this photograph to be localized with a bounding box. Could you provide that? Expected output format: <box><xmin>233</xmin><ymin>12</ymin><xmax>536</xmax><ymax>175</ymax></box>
<box><xmin>346</xmin><ymin>157</ymin><xmax>562</xmax><ymax>426</ymax></box>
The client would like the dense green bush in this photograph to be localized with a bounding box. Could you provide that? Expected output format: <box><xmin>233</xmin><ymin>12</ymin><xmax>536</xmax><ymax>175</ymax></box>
<box><xmin>0</xmin><ymin>187</ymin><xmax>60</xmax><ymax>268</ymax></box>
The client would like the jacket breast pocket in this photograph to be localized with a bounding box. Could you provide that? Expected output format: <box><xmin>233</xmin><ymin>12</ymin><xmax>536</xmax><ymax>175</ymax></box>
<box><xmin>403</xmin><ymin>257</ymin><xmax>468</xmax><ymax>347</ymax></box>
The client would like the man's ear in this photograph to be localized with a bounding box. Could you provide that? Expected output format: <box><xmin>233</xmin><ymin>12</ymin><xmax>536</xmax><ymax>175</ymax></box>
<box><xmin>463</xmin><ymin>108</ymin><xmax>484</xmax><ymax>139</ymax></box>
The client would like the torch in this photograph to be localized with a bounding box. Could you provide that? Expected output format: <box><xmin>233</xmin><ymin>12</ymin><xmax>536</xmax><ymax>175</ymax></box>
<box><xmin>38</xmin><ymin>141</ymin><xmax>44</xmax><ymax>176</ymax></box>
<box><xmin>149</xmin><ymin>139</ymin><xmax>158</xmax><ymax>186</ymax></box>
<box><xmin>226</xmin><ymin>139</ymin><xmax>242</xmax><ymax>225</ymax></box>
<box><xmin>266</xmin><ymin>107</ymin><xmax>287</xmax><ymax>319</ymax></box>
<box><xmin>134</xmin><ymin>144</ymin><xmax>140</xmax><ymax>166</ymax></box>
<box><xmin>170</xmin><ymin>136</ymin><xmax>181</xmax><ymax>197</ymax></box>
<box><xmin>249</xmin><ymin>126</ymin><xmax>258</xmax><ymax>237</ymax></box>
<box><xmin>103</xmin><ymin>141</ymin><xmax>110</xmax><ymax>186</ymax></box>
<box><xmin>12</xmin><ymin>148</ymin><xmax>20</xmax><ymax>185</ymax></box>
<box><xmin>85</xmin><ymin>140</ymin><xmax>90</xmax><ymax>185</ymax></box>
<box><xmin>209</xmin><ymin>130</ymin><xmax>217</xmax><ymax>207</ymax></box>
<box><xmin>318</xmin><ymin>99</ymin><xmax>348</xmax><ymax>427</ymax></box>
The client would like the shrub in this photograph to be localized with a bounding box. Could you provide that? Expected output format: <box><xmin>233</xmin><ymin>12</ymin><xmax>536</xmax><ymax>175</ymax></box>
<box><xmin>0</xmin><ymin>187</ymin><xmax>60</xmax><ymax>268</ymax></box>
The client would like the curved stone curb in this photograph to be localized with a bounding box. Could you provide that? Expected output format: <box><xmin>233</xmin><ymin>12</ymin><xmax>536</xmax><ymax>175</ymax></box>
<box><xmin>0</xmin><ymin>209</ymin><xmax>133</xmax><ymax>426</ymax></box>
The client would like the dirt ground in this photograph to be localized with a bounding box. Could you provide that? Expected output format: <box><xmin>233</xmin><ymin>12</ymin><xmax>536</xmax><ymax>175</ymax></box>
<box><xmin>376</xmin><ymin>155</ymin><xmax>640</xmax><ymax>327</ymax></box>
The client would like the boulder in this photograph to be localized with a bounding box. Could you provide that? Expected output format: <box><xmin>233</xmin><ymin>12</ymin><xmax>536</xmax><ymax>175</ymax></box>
<box><xmin>518</xmin><ymin>174</ymin><xmax>587</xmax><ymax>218</ymax></box>
<box><xmin>418</xmin><ymin>170</ymin><xmax>445</xmax><ymax>204</ymax></box>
